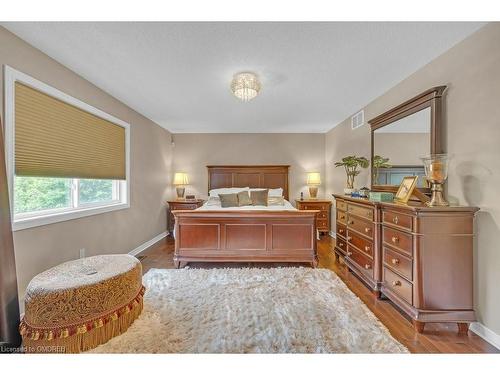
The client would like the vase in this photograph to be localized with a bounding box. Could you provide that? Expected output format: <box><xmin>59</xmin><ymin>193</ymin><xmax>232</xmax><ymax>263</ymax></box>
<box><xmin>344</xmin><ymin>187</ymin><xmax>354</xmax><ymax>195</ymax></box>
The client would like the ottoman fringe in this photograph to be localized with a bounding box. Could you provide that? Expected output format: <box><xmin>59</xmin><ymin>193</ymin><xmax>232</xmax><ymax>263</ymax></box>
<box><xmin>20</xmin><ymin>286</ymin><xmax>145</xmax><ymax>354</ymax></box>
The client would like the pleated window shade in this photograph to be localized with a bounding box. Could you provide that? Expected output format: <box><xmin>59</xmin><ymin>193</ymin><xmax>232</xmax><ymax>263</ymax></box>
<box><xmin>14</xmin><ymin>82</ymin><xmax>126</xmax><ymax>180</ymax></box>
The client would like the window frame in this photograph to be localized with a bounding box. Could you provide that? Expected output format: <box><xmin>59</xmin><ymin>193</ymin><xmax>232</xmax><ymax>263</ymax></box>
<box><xmin>4</xmin><ymin>66</ymin><xmax>130</xmax><ymax>231</ymax></box>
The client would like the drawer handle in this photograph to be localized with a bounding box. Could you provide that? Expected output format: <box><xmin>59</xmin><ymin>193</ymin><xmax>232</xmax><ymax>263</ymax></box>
<box><xmin>391</xmin><ymin>236</ymin><xmax>399</xmax><ymax>244</ymax></box>
<box><xmin>392</xmin><ymin>280</ymin><xmax>402</xmax><ymax>287</ymax></box>
<box><xmin>393</xmin><ymin>216</ymin><xmax>399</xmax><ymax>225</ymax></box>
<box><xmin>391</xmin><ymin>258</ymin><xmax>400</xmax><ymax>265</ymax></box>
<box><xmin>364</xmin><ymin>246</ymin><xmax>371</xmax><ymax>252</ymax></box>
<box><xmin>347</xmin><ymin>251</ymin><xmax>352</xmax><ymax>256</ymax></box>
<box><xmin>365</xmin><ymin>227</ymin><xmax>371</xmax><ymax>233</ymax></box>
<box><xmin>339</xmin><ymin>243</ymin><xmax>344</xmax><ymax>248</ymax></box>
<box><xmin>347</xmin><ymin>236</ymin><xmax>352</xmax><ymax>241</ymax></box>
<box><xmin>364</xmin><ymin>264</ymin><xmax>371</xmax><ymax>270</ymax></box>
<box><xmin>348</xmin><ymin>220</ymin><xmax>354</xmax><ymax>225</ymax></box>
<box><xmin>339</xmin><ymin>229</ymin><xmax>344</xmax><ymax>234</ymax></box>
<box><xmin>340</xmin><ymin>215</ymin><xmax>345</xmax><ymax>220</ymax></box>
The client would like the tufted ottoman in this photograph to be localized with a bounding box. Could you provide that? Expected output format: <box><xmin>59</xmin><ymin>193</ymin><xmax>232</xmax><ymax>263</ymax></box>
<box><xmin>19</xmin><ymin>254</ymin><xmax>145</xmax><ymax>353</ymax></box>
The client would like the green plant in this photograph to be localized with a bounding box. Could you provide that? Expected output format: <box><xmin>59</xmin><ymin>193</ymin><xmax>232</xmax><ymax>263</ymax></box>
<box><xmin>372</xmin><ymin>155</ymin><xmax>392</xmax><ymax>185</ymax></box>
<box><xmin>334</xmin><ymin>155</ymin><xmax>369</xmax><ymax>189</ymax></box>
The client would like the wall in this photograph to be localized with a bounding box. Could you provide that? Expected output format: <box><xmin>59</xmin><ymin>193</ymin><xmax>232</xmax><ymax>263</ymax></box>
<box><xmin>374</xmin><ymin>132</ymin><xmax>429</xmax><ymax>165</ymax></box>
<box><xmin>0</xmin><ymin>27</ymin><xmax>174</xmax><ymax>304</ymax></box>
<box><xmin>325</xmin><ymin>23</ymin><xmax>500</xmax><ymax>336</ymax></box>
<box><xmin>172</xmin><ymin>133</ymin><xmax>325</xmax><ymax>201</ymax></box>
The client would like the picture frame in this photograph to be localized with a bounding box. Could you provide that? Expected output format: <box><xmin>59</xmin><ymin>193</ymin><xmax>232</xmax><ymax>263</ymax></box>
<box><xmin>394</xmin><ymin>176</ymin><xmax>419</xmax><ymax>204</ymax></box>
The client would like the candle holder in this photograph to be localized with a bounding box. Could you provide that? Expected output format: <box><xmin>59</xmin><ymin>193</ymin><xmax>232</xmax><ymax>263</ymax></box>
<box><xmin>421</xmin><ymin>154</ymin><xmax>449</xmax><ymax>207</ymax></box>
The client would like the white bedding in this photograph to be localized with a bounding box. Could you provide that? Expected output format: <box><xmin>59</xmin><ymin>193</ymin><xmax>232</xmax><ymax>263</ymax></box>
<box><xmin>196</xmin><ymin>199</ymin><xmax>297</xmax><ymax>211</ymax></box>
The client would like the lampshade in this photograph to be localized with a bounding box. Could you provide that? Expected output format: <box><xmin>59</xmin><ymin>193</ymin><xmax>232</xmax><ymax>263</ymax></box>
<box><xmin>173</xmin><ymin>172</ymin><xmax>189</xmax><ymax>186</ymax></box>
<box><xmin>307</xmin><ymin>172</ymin><xmax>321</xmax><ymax>185</ymax></box>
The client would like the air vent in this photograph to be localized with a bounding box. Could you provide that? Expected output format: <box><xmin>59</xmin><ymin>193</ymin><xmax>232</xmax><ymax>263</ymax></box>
<box><xmin>351</xmin><ymin>110</ymin><xmax>364</xmax><ymax>130</ymax></box>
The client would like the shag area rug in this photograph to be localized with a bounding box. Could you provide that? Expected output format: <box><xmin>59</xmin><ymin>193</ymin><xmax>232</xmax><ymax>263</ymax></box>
<box><xmin>90</xmin><ymin>267</ymin><xmax>408</xmax><ymax>353</ymax></box>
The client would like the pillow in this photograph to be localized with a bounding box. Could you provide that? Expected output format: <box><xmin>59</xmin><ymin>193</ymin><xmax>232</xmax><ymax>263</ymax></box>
<box><xmin>218</xmin><ymin>193</ymin><xmax>239</xmax><ymax>208</ymax></box>
<box><xmin>237</xmin><ymin>191</ymin><xmax>252</xmax><ymax>206</ymax></box>
<box><xmin>209</xmin><ymin>187</ymin><xmax>249</xmax><ymax>197</ymax></box>
<box><xmin>249</xmin><ymin>187</ymin><xmax>283</xmax><ymax>197</ymax></box>
<box><xmin>205</xmin><ymin>196</ymin><xmax>220</xmax><ymax>206</ymax></box>
<box><xmin>250</xmin><ymin>189</ymin><xmax>269</xmax><ymax>206</ymax></box>
<box><xmin>268</xmin><ymin>196</ymin><xmax>285</xmax><ymax>206</ymax></box>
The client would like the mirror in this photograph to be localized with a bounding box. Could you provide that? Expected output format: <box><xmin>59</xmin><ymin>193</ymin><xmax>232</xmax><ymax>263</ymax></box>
<box><xmin>373</xmin><ymin>107</ymin><xmax>430</xmax><ymax>189</ymax></box>
<box><xmin>369</xmin><ymin>86</ymin><xmax>446</xmax><ymax>194</ymax></box>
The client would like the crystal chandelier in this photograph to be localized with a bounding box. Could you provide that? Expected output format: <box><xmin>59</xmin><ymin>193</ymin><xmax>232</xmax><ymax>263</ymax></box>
<box><xmin>230</xmin><ymin>72</ymin><xmax>261</xmax><ymax>102</ymax></box>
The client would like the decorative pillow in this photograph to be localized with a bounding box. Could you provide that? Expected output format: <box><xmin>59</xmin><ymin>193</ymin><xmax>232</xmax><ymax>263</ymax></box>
<box><xmin>218</xmin><ymin>193</ymin><xmax>239</xmax><ymax>208</ymax></box>
<box><xmin>237</xmin><ymin>191</ymin><xmax>253</xmax><ymax>206</ymax></box>
<box><xmin>268</xmin><ymin>196</ymin><xmax>285</xmax><ymax>206</ymax></box>
<box><xmin>250</xmin><ymin>189</ymin><xmax>269</xmax><ymax>206</ymax></box>
<box><xmin>209</xmin><ymin>187</ymin><xmax>249</xmax><ymax>197</ymax></box>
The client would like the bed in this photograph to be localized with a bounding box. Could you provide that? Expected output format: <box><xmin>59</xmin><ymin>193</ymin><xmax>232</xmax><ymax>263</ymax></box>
<box><xmin>172</xmin><ymin>165</ymin><xmax>318</xmax><ymax>268</ymax></box>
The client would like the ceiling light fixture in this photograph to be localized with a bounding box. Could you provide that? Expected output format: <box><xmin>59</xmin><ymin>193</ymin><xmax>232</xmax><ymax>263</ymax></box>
<box><xmin>230</xmin><ymin>72</ymin><xmax>261</xmax><ymax>102</ymax></box>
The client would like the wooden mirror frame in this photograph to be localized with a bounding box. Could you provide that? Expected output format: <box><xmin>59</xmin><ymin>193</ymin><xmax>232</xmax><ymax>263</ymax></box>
<box><xmin>368</xmin><ymin>86</ymin><xmax>447</xmax><ymax>198</ymax></box>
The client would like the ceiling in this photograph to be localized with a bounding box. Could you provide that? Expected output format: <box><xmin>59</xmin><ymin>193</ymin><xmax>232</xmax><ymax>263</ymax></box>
<box><xmin>2</xmin><ymin>22</ymin><xmax>484</xmax><ymax>133</ymax></box>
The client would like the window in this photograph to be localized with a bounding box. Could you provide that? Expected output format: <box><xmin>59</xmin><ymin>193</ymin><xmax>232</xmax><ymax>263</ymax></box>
<box><xmin>14</xmin><ymin>177</ymin><xmax>121</xmax><ymax>218</ymax></box>
<box><xmin>4</xmin><ymin>66</ymin><xmax>130</xmax><ymax>231</ymax></box>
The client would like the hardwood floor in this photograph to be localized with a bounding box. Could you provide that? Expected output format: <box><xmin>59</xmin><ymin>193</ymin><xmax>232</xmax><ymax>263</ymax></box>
<box><xmin>139</xmin><ymin>235</ymin><xmax>498</xmax><ymax>353</ymax></box>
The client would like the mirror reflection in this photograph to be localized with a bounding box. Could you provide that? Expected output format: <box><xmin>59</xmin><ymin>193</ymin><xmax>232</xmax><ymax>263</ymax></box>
<box><xmin>373</xmin><ymin>107</ymin><xmax>430</xmax><ymax>188</ymax></box>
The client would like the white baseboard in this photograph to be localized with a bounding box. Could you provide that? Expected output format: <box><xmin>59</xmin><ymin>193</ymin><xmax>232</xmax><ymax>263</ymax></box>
<box><xmin>329</xmin><ymin>231</ymin><xmax>336</xmax><ymax>238</ymax></box>
<box><xmin>470</xmin><ymin>322</ymin><xmax>500</xmax><ymax>349</ymax></box>
<box><xmin>129</xmin><ymin>231</ymin><xmax>168</xmax><ymax>257</ymax></box>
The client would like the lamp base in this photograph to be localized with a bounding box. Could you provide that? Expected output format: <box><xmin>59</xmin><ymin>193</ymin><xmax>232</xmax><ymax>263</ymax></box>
<box><xmin>176</xmin><ymin>186</ymin><xmax>186</xmax><ymax>200</ymax></box>
<box><xmin>308</xmin><ymin>186</ymin><xmax>318</xmax><ymax>199</ymax></box>
<box><xmin>426</xmin><ymin>182</ymin><xmax>449</xmax><ymax>207</ymax></box>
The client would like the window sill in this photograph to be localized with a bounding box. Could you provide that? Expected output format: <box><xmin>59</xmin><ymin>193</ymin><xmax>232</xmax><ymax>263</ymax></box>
<box><xmin>13</xmin><ymin>202</ymin><xmax>130</xmax><ymax>231</ymax></box>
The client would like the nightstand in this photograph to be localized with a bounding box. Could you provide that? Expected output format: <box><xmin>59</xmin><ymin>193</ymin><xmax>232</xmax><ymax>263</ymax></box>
<box><xmin>167</xmin><ymin>199</ymin><xmax>204</xmax><ymax>233</ymax></box>
<box><xmin>295</xmin><ymin>199</ymin><xmax>332</xmax><ymax>235</ymax></box>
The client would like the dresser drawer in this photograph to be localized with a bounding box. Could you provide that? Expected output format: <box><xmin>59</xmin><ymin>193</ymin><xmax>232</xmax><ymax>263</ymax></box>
<box><xmin>337</xmin><ymin>200</ymin><xmax>347</xmax><ymax>212</ymax></box>
<box><xmin>316</xmin><ymin>219</ymin><xmax>329</xmax><ymax>229</ymax></box>
<box><xmin>383</xmin><ymin>246</ymin><xmax>412</xmax><ymax>281</ymax></box>
<box><xmin>336</xmin><ymin>237</ymin><xmax>347</xmax><ymax>255</ymax></box>
<box><xmin>337</xmin><ymin>210</ymin><xmax>347</xmax><ymax>225</ymax></box>
<box><xmin>347</xmin><ymin>232</ymin><xmax>373</xmax><ymax>257</ymax></box>
<box><xmin>347</xmin><ymin>215</ymin><xmax>373</xmax><ymax>239</ymax></box>
<box><xmin>348</xmin><ymin>204</ymin><xmax>374</xmax><ymax>221</ymax></box>
<box><xmin>317</xmin><ymin>211</ymin><xmax>329</xmax><ymax>219</ymax></box>
<box><xmin>382</xmin><ymin>226</ymin><xmax>413</xmax><ymax>257</ymax></box>
<box><xmin>336</xmin><ymin>223</ymin><xmax>347</xmax><ymax>239</ymax></box>
<box><xmin>383</xmin><ymin>210</ymin><xmax>413</xmax><ymax>231</ymax></box>
<box><xmin>384</xmin><ymin>267</ymin><xmax>412</xmax><ymax>305</ymax></box>
<box><xmin>347</xmin><ymin>247</ymin><xmax>373</xmax><ymax>278</ymax></box>
<box><xmin>302</xmin><ymin>202</ymin><xmax>330</xmax><ymax>211</ymax></box>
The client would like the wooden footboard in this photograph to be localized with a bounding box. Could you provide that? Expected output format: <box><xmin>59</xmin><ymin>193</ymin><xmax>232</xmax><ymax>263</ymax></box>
<box><xmin>172</xmin><ymin>210</ymin><xmax>318</xmax><ymax>268</ymax></box>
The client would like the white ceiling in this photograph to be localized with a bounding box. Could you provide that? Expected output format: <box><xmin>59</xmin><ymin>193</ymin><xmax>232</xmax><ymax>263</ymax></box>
<box><xmin>2</xmin><ymin>22</ymin><xmax>484</xmax><ymax>133</ymax></box>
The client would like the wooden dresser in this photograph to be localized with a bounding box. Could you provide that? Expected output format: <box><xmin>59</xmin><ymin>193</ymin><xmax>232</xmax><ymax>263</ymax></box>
<box><xmin>295</xmin><ymin>199</ymin><xmax>332</xmax><ymax>235</ymax></box>
<box><xmin>333</xmin><ymin>194</ymin><xmax>479</xmax><ymax>333</ymax></box>
<box><xmin>167</xmin><ymin>199</ymin><xmax>204</xmax><ymax>233</ymax></box>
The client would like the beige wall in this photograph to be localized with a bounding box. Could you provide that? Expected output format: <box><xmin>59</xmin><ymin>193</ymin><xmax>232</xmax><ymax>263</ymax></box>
<box><xmin>326</xmin><ymin>23</ymin><xmax>500</xmax><ymax>335</ymax></box>
<box><xmin>172</xmin><ymin>133</ymin><xmax>326</xmax><ymax>202</ymax></box>
<box><xmin>0</xmin><ymin>27</ymin><xmax>174</xmax><ymax>304</ymax></box>
<box><xmin>374</xmin><ymin>132</ymin><xmax>429</xmax><ymax>166</ymax></box>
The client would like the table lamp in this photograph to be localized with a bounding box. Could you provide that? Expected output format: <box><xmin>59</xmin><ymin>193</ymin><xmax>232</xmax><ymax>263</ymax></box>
<box><xmin>173</xmin><ymin>172</ymin><xmax>189</xmax><ymax>199</ymax></box>
<box><xmin>307</xmin><ymin>172</ymin><xmax>321</xmax><ymax>199</ymax></box>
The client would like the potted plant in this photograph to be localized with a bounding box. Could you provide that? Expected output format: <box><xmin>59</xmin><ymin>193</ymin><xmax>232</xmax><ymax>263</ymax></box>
<box><xmin>334</xmin><ymin>155</ymin><xmax>369</xmax><ymax>195</ymax></box>
<box><xmin>372</xmin><ymin>155</ymin><xmax>392</xmax><ymax>185</ymax></box>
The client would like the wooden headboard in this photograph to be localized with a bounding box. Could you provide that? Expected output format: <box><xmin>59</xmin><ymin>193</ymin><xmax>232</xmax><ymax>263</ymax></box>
<box><xmin>207</xmin><ymin>165</ymin><xmax>290</xmax><ymax>200</ymax></box>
